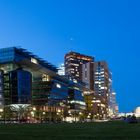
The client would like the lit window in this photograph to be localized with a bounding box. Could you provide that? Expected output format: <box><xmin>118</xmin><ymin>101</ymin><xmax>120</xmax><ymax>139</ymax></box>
<box><xmin>73</xmin><ymin>79</ymin><xmax>77</xmax><ymax>83</ymax></box>
<box><xmin>31</xmin><ymin>58</ymin><xmax>38</xmax><ymax>64</ymax></box>
<box><xmin>56</xmin><ymin>83</ymin><xmax>61</xmax><ymax>88</ymax></box>
<box><xmin>70</xmin><ymin>71</ymin><xmax>74</xmax><ymax>74</ymax></box>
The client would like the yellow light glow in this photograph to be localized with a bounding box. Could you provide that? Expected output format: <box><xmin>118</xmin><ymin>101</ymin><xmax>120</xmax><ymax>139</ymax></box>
<box><xmin>43</xmin><ymin>112</ymin><xmax>46</xmax><ymax>115</ymax></box>
<box><xmin>33</xmin><ymin>107</ymin><xmax>36</xmax><ymax>111</ymax></box>
<box><xmin>57</xmin><ymin>109</ymin><xmax>61</xmax><ymax>113</ymax></box>
<box><xmin>0</xmin><ymin>109</ymin><xmax>3</xmax><ymax>112</ymax></box>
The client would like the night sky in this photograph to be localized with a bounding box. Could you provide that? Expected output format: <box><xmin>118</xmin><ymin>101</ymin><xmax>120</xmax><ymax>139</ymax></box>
<box><xmin>0</xmin><ymin>0</ymin><xmax>140</xmax><ymax>112</ymax></box>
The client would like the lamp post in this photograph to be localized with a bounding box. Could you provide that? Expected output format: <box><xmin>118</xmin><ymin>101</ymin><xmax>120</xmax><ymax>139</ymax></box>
<box><xmin>41</xmin><ymin>112</ymin><xmax>46</xmax><ymax>123</ymax></box>
<box><xmin>0</xmin><ymin>108</ymin><xmax>3</xmax><ymax>123</ymax></box>
<box><xmin>32</xmin><ymin>107</ymin><xmax>36</xmax><ymax>123</ymax></box>
<box><xmin>2</xmin><ymin>104</ymin><xmax>6</xmax><ymax>124</ymax></box>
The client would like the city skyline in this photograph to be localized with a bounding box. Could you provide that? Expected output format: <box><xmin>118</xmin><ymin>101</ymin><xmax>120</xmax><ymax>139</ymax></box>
<box><xmin>0</xmin><ymin>0</ymin><xmax>140</xmax><ymax>112</ymax></box>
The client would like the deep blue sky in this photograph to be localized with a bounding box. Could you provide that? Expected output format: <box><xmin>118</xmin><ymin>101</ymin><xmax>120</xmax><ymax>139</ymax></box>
<box><xmin>0</xmin><ymin>0</ymin><xmax>140</xmax><ymax>112</ymax></box>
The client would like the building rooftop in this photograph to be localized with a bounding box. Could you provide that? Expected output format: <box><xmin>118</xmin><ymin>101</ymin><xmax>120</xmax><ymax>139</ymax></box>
<box><xmin>0</xmin><ymin>47</ymin><xmax>58</xmax><ymax>72</ymax></box>
<box><xmin>65</xmin><ymin>51</ymin><xmax>94</xmax><ymax>61</ymax></box>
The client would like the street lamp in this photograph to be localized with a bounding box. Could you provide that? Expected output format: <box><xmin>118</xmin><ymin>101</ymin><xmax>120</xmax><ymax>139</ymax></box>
<box><xmin>57</xmin><ymin>109</ymin><xmax>61</xmax><ymax>113</ymax></box>
<box><xmin>0</xmin><ymin>108</ymin><xmax>3</xmax><ymax>121</ymax></box>
<box><xmin>0</xmin><ymin>108</ymin><xmax>3</xmax><ymax>112</ymax></box>
<box><xmin>33</xmin><ymin>107</ymin><xmax>36</xmax><ymax>111</ymax></box>
<box><xmin>41</xmin><ymin>112</ymin><xmax>46</xmax><ymax>123</ymax></box>
<box><xmin>42</xmin><ymin>112</ymin><xmax>46</xmax><ymax>115</ymax></box>
<box><xmin>31</xmin><ymin>107</ymin><xmax>36</xmax><ymax>123</ymax></box>
<box><xmin>79</xmin><ymin>112</ymin><xmax>82</xmax><ymax>115</ymax></box>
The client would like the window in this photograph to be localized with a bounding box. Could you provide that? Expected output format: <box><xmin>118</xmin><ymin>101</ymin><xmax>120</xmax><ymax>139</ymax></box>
<box><xmin>56</xmin><ymin>83</ymin><xmax>61</xmax><ymax>88</ymax></box>
<box><xmin>31</xmin><ymin>58</ymin><xmax>38</xmax><ymax>64</ymax></box>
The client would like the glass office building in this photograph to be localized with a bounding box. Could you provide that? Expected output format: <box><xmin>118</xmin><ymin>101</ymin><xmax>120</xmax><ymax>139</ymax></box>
<box><xmin>0</xmin><ymin>70</ymin><xmax>4</xmax><ymax>107</ymax></box>
<box><xmin>9</xmin><ymin>69</ymin><xmax>32</xmax><ymax>104</ymax></box>
<box><xmin>0</xmin><ymin>47</ymin><xmax>57</xmax><ymax>105</ymax></box>
<box><xmin>0</xmin><ymin>47</ymin><xmax>85</xmax><ymax>121</ymax></box>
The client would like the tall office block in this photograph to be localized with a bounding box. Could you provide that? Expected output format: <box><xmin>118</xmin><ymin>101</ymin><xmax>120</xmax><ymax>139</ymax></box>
<box><xmin>82</xmin><ymin>62</ymin><xmax>94</xmax><ymax>90</ymax></box>
<box><xmin>82</xmin><ymin>61</ymin><xmax>111</xmax><ymax>119</ymax></box>
<box><xmin>93</xmin><ymin>61</ymin><xmax>111</xmax><ymax>118</ymax></box>
<box><xmin>65</xmin><ymin>51</ymin><xmax>94</xmax><ymax>83</ymax></box>
<box><xmin>109</xmin><ymin>91</ymin><xmax>118</xmax><ymax>117</ymax></box>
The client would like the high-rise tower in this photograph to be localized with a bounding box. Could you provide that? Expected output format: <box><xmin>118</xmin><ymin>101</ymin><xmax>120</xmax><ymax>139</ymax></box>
<box><xmin>65</xmin><ymin>51</ymin><xmax>94</xmax><ymax>83</ymax></box>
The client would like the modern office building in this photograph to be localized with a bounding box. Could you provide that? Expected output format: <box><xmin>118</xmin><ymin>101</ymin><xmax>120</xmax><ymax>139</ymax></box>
<box><xmin>65</xmin><ymin>51</ymin><xmax>94</xmax><ymax>83</ymax></box>
<box><xmin>0</xmin><ymin>47</ymin><xmax>117</xmax><ymax>121</ymax></box>
<box><xmin>2</xmin><ymin>68</ymin><xmax>32</xmax><ymax>105</ymax></box>
<box><xmin>82</xmin><ymin>62</ymin><xmax>94</xmax><ymax>91</ymax></box>
<box><xmin>109</xmin><ymin>91</ymin><xmax>118</xmax><ymax>117</ymax></box>
<box><xmin>82</xmin><ymin>61</ymin><xmax>111</xmax><ymax>119</ymax></box>
<box><xmin>65</xmin><ymin>50</ymin><xmax>117</xmax><ymax>119</ymax></box>
<box><xmin>0</xmin><ymin>47</ymin><xmax>86</xmax><ymax>122</ymax></box>
<box><xmin>58</xmin><ymin>63</ymin><xmax>65</xmax><ymax>76</ymax></box>
<box><xmin>82</xmin><ymin>62</ymin><xmax>95</xmax><ymax>119</ymax></box>
<box><xmin>0</xmin><ymin>47</ymin><xmax>57</xmax><ymax>104</ymax></box>
<box><xmin>93</xmin><ymin>61</ymin><xmax>111</xmax><ymax>118</ymax></box>
<box><xmin>94</xmin><ymin>62</ymin><xmax>110</xmax><ymax>95</ymax></box>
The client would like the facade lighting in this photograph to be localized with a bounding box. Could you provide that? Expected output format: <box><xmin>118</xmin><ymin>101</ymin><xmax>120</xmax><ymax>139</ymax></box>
<box><xmin>0</xmin><ymin>109</ymin><xmax>3</xmax><ymax>112</ymax></box>
<box><xmin>33</xmin><ymin>107</ymin><xmax>36</xmax><ymax>111</ymax></box>
<box><xmin>42</xmin><ymin>112</ymin><xmax>46</xmax><ymax>115</ymax></box>
<box><xmin>79</xmin><ymin>112</ymin><xmax>82</xmax><ymax>115</ymax></box>
<box><xmin>31</xmin><ymin>58</ymin><xmax>38</xmax><ymax>64</ymax></box>
<box><xmin>57</xmin><ymin>109</ymin><xmax>61</xmax><ymax>113</ymax></box>
<box><xmin>31</xmin><ymin>111</ymin><xmax>34</xmax><ymax>117</ymax></box>
<box><xmin>56</xmin><ymin>83</ymin><xmax>61</xmax><ymax>88</ymax></box>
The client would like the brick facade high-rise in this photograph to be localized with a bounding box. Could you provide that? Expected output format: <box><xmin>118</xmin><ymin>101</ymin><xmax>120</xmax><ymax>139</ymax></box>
<box><xmin>82</xmin><ymin>61</ymin><xmax>111</xmax><ymax>119</ymax></box>
<box><xmin>65</xmin><ymin>51</ymin><xmax>94</xmax><ymax>83</ymax></box>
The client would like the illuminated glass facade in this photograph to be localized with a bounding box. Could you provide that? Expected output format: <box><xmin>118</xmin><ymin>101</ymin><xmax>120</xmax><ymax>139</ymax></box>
<box><xmin>0</xmin><ymin>47</ymin><xmax>58</xmax><ymax>105</ymax></box>
<box><xmin>50</xmin><ymin>79</ymin><xmax>68</xmax><ymax>101</ymax></box>
<box><xmin>0</xmin><ymin>47</ymin><xmax>85</xmax><ymax>118</ymax></box>
<box><xmin>0</xmin><ymin>47</ymin><xmax>15</xmax><ymax>63</ymax></box>
<box><xmin>0</xmin><ymin>47</ymin><xmax>57</xmax><ymax>72</ymax></box>
<box><xmin>93</xmin><ymin>61</ymin><xmax>110</xmax><ymax>119</ymax></box>
<box><xmin>32</xmin><ymin>80</ymin><xmax>52</xmax><ymax>105</ymax></box>
<box><xmin>9</xmin><ymin>69</ymin><xmax>32</xmax><ymax>104</ymax></box>
<box><xmin>82</xmin><ymin>61</ymin><xmax>112</xmax><ymax>119</ymax></box>
<box><xmin>94</xmin><ymin>61</ymin><xmax>110</xmax><ymax>96</ymax></box>
<box><xmin>68</xmin><ymin>87</ymin><xmax>85</xmax><ymax>110</ymax></box>
<box><xmin>0</xmin><ymin>70</ymin><xmax>4</xmax><ymax>106</ymax></box>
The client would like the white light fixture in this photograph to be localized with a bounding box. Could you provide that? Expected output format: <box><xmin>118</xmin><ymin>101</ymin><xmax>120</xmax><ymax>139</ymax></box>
<box><xmin>56</xmin><ymin>83</ymin><xmax>61</xmax><ymax>88</ymax></box>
